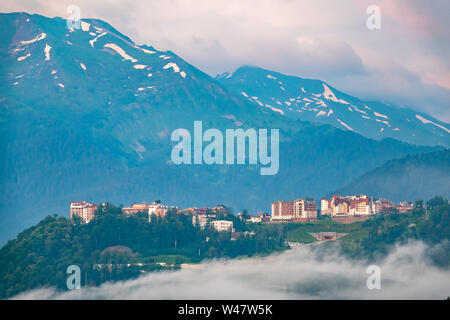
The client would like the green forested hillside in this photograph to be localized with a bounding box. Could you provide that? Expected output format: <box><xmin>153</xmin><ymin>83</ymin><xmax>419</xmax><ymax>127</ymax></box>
<box><xmin>285</xmin><ymin>196</ymin><xmax>450</xmax><ymax>265</ymax></box>
<box><xmin>1</xmin><ymin>198</ymin><xmax>449</xmax><ymax>299</ymax></box>
<box><xmin>335</xmin><ymin>149</ymin><xmax>450</xmax><ymax>201</ymax></box>
<box><xmin>338</xmin><ymin>197</ymin><xmax>450</xmax><ymax>265</ymax></box>
<box><xmin>0</xmin><ymin>204</ymin><xmax>286</xmax><ymax>299</ymax></box>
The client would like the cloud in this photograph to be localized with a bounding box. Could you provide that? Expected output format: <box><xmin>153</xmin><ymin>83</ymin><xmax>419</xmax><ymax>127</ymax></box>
<box><xmin>12</xmin><ymin>241</ymin><xmax>450</xmax><ymax>300</ymax></box>
<box><xmin>1</xmin><ymin>0</ymin><xmax>449</xmax><ymax>121</ymax></box>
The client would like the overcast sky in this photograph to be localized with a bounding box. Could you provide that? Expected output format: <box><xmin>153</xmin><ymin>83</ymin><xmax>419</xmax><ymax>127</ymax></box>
<box><xmin>2</xmin><ymin>0</ymin><xmax>449</xmax><ymax>122</ymax></box>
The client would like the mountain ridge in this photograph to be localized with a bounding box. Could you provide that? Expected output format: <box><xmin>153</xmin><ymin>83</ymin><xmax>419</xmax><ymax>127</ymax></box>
<box><xmin>0</xmin><ymin>12</ymin><xmax>443</xmax><ymax>244</ymax></box>
<box><xmin>217</xmin><ymin>65</ymin><xmax>450</xmax><ymax>147</ymax></box>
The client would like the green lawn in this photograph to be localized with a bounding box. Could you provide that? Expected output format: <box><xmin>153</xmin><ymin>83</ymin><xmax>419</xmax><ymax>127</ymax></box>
<box><xmin>285</xmin><ymin>218</ymin><xmax>369</xmax><ymax>244</ymax></box>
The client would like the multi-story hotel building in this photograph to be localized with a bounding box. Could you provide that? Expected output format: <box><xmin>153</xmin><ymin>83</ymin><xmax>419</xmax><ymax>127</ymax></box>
<box><xmin>293</xmin><ymin>199</ymin><xmax>305</xmax><ymax>218</ymax></box>
<box><xmin>148</xmin><ymin>202</ymin><xmax>171</xmax><ymax>221</ymax></box>
<box><xmin>321</xmin><ymin>195</ymin><xmax>375</xmax><ymax>217</ymax></box>
<box><xmin>271</xmin><ymin>200</ymin><xmax>294</xmax><ymax>220</ymax></box>
<box><xmin>304</xmin><ymin>201</ymin><xmax>318</xmax><ymax>219</ymax></box>
<box><xmin>122</xmin><ymin>202</ymin><xmax>150</xmax><ymax>215</ymax></box>
<box><xmin>70</xmin><ymin>201</ymin><xmax>98</xmax><ymax>223</ymax></box>
<box><xmin>271</xmin><ymin>199</ymin><xmax>318</xmax><ymax>221</ymax></box>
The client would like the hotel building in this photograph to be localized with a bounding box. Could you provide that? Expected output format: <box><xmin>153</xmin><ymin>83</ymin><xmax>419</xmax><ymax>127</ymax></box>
<box><xmin>70</xmin><ymin>201</ymin><xmax>98</xmax><ymax>223</ymax></box>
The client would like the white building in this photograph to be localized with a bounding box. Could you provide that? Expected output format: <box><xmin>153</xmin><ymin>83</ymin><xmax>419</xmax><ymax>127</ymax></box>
<box><xmin>248</xmin><ymin>216</ymin><xmax>262</xmax><ymax>223</ymax></box>
<box><xmin>211</xmin><ymin>220</ymin><xmax>233</xmax><ymax>232</ymax></box>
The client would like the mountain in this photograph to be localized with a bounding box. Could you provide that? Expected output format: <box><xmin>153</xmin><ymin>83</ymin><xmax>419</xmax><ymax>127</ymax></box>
<box><xmin>335</xmin><ymin>149</ymin><xmax>450</xmax><ymax>201</ymax></box>
<box><xmin>217</xmin><ymin>66</ymin><xmax>450</xmax><ymax>147</ymax></box>
<box><xmin>0</xmin><ymin>12</ymin><xmax>440</xmax><ymax>244</ymax></box>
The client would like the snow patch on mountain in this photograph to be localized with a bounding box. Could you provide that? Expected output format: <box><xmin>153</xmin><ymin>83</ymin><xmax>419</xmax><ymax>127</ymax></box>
<box><xmin>17</xmin><ymin>53</ymin><xmax>30</xmax><ymax>61</ymax></box>
<box><xmin>316</xmin><ymin>110</ymin><xmax>326</xmax><ymax>117</ymax></box>
<box><xmin>142</xmin><ymin>48</ymin><xmax>156</xmax><ymax>54</ymax></box>
<box><xmin>416</xmin><ymin>114</ymin><xmax>450</xmax><ymax>134</ymax></box>
<box><xmin>89</xmin><ymin>32</ymin><xmax>106</xmax><ymax>48</ymax></box>
<box><xmin>337</xmin><ymin>118</ymin><xmax>355</xmax><ymax>132</ymax></box>
<box><xmin>322</xmin><ymin>84</ymin><xmax>349</xmax><ymax>104</ymax></box>
<box><xmin>374</xmin><ymin>111</ymin><xmax>388</xmax><ymax>119</ymax></box>
<box><xmin>265</xmin><ymin>104</ymin><xmax>284</xmax><ymax>115</ymax></box>
<box><xmin>104</xmin><ymin>43</ymin><xmax>137</xmax><ymax>62</ymax></box>
<box><xmin>133</xmin><ymin>64</ymin><xmax>147</xmax><ymax>69</ymax></box>
<box><xmin>44</xmin><ymin>44</ymin><xmax>51</xmax><ymax>61</ymax></box>
<box><xmin>21</xmin><ymin>33</ymin><xmax>46</xmax><ymax>44</ymax></box>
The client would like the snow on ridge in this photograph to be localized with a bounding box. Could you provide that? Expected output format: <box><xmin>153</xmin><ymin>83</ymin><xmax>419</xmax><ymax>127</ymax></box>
<box><xmin>89</xmin><ymin>32</ymin><xmax>107</xmax><ymax>48</ymax></box>
<box><xmin>241</xmin><ymin>91</ymin><xmax>248</xmax><ymax>98</ymax></box>
<box><xmin>373</xmin><ymin>111</ymin><xmax>388</xmax><ymax>119</ymax></box>
<box><xmin>322</xmin><ymin>84</ymin><xmax>349</xmax><ymax>104</ymax></box>
<box><xmin>21</xmin><ymin>33</ymin><xmax>46</xmax><ymax>44</ymax></box>
<box><xmin>44</xmin><ymin>44</ymin><xmax>51</xmax><ymax>61</ymax></box>
<box><xmin>80</xmin><ymin>63</ymin><xmax>86</xmax><ymax>70</ymax></box>
<box><xmin>17</xmin><ymin>53</ymin><xmax>30</xmax><ymax>61</ymax></box>
<box><xmin>327</xmin><ymin>109</ymin><xmax>334</xmax><ymax>116</ymax></box>
<box><xmin>416</xmin><ymin>114</ymin><xmax>450</xmax><ymax>134</ymax></box>
<box><xmin>163</xmin><ymin>63</ymin><xmax>186</xmax><ymax>78</ymax></box>
<box><xmin>267</xmin><ymin>75</ymin><xmax>276</xmax><ymax>80</ymax></box>
<box><xmin>163</xmin><ymin>62</ymin><xmax>180</xmax><ymax>73</ymax></box>
<box><xmin>142</xmin><ymin>48</ymin><xmax>156</xmax><ymax>54</ymax></box>
<box><xmin>337</xmin><ymin>118</ymin><xmax>355</xmax><ymax>132</ymax></box>
<box><xmin>104</xmin><ymin>43</ymin><xmax>137</xmax><ymax>62</ymax></box>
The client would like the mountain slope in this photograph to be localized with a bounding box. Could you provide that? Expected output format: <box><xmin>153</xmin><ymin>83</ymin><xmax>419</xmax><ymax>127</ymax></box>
<box><xmin>0</xmin><ymin>12</ymin><xmax>440</xmax><ymax>244</ymax></box>
<box><xmin>335</xmin><ymin>149</ymin><xmax>450</xmax><ymax>201</ymax></box>
<box><xmin>217</xmin><ymin>66</ymin><xmax>450</xmax><ymax>147</ymax></box>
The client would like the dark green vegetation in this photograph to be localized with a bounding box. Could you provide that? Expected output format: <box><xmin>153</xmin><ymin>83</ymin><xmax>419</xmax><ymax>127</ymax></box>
<box><xmin>285</xmin><ymin>217</ymin><xmax>367</xmax><ymax>244</ymax></box>
<box><xmin>339</xmin><ymin>196</ymin><xmax>450</xmax><ymax>266</ymax></box>
<box><xmin>336</xmin><ymin>149</ymin><xmax>450</xmax><ymax>202</ymax></box>
<box><xmin>0</xmin><ymin>12</ymin><xmax>442</xmax><ymax>244</ymax></box>
<box><xmin>286</xmin><ymin>196</ymin><xmax>450</xmax><ymax>266</ymax></box>
<box><xmin>1</xmin><ymin>197</ymin><xmax>448</xmax><ymax>299</ymax></box>
<box><xmin>0</xmin><ymin>204</ymin><xmax>286</xmax><ymax>299</ymax></box>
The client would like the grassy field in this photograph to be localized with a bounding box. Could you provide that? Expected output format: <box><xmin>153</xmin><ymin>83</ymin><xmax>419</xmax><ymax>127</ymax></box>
<box><xmin>284</xmin><ymin>218</ymin><xmax>368</xmax><ymax>244</ymax></box>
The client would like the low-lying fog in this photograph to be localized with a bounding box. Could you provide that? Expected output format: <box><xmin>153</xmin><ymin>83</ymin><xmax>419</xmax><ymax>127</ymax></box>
<box><xmin>13</xmin><ymin>241</ymin><xmax>450</xmax><ymax>299</ymax></box>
